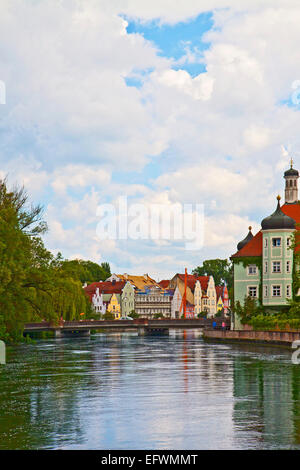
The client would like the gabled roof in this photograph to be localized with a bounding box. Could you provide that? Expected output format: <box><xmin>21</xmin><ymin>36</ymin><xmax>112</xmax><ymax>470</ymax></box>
<box><xmin>159</xmin><ymin>280</ymin><xmax>170</xmax><ymax>289</ymax></box>
<box><xmin>84</xmin><ymin>281</ymin><xmax>126</xmax><ymax>296</ymax></box>
<box><xmin>117</xmin><ymin>274</ymin><xmax>159</xmax><ymax>290</ymax></box>
<box><xmin>215</xmin><ymin>286</ymin><xmax>224</xmax><ymax>301</ymax></box>
<box><xmin>176</xmin><ymin>274</ymin><xmax>210</xmax><ymax>292</ymax></box>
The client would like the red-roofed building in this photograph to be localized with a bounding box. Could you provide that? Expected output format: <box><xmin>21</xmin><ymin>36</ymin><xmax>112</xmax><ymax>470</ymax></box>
<box><xmin>84</xmin><ymin>280</ymin><xmax>135</xmax><ymax>318</ymax></box>
<box><xmin>159</xmin><ymin>280</ymin><xmax>170</xmax><ymax>289</ymax></box>
<box><xmin>231</xmin><ymin>161</ymin><xmax>300</xmax><ymax>327</ymax></box>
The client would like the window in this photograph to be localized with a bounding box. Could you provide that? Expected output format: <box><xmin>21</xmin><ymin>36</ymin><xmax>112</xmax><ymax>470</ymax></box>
<box><xmin>272</xmin><ymin>238</ymin><xmax>281</xmax><ymax>247</ymax></box>
<box><xmin>272</xmin><ymin>261</ymin><xmax>281</xmax><ymax>273</ymax></box>
<box><xmin>272</xmin><ymin>285</ymin><xmax>281</xmax><ymax>297</ymax></box>
<box><xmin>287</xmin><ymin>238</ymin><xmax>291</xmax><ymax>247</ymax></box>
<box><xmin>264</xmin><ymin>285</ymin><xmax>268</xmax><ymax>297</ymax></box>
<box><xmin>248</xmin><ymin>286</ymin><xmax>257</xmax><ymax>298</ymax></box>
<box><xmin>264</xmin><ymin>261</ymin><xmax>268</xmax><ymax>274</ymax></box>
<box><xmin>286</xmin><ymin>261</ymin><xmax>291</xmax><ymax>273</ymax></box>
<box><xmin>287</xmin><ymin>285</ymin><xmax>291</xmax><ymax>297</ymax></box>
<box><xmin>248</xmin><ymin>265</ymin><xmax>257</xmax><ymax>275</ymax></box>
<box><xmin>264</xmin><ymin>238</ymin><xmax>268</xmax><ymax>248</ymax></box>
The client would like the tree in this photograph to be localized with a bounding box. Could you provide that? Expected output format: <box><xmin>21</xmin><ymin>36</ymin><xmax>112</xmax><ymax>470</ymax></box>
<box><xmin>101</xmin><ymin>262</ymin><xmax>111</xmax><ymax>278</ymax></box>
<box><xmin>60</xmin><ymin>259</ymin><xmax>111</xmax><ymax>284</ymax></box>
<box><xmin>192</xmin><ymin>259</ymin><xmax>233</xmax><ymax>288</ymax></box>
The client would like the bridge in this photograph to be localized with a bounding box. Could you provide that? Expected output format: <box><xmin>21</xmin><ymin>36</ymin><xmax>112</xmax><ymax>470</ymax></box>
<box><xmin>24</xmin><ymin>318</ymin><xmax>229</xmax><ymax>338</ymax></box>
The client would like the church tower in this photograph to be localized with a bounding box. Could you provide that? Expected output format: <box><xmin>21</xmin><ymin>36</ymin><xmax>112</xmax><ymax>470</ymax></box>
<box><xmin>284</xmin><ymin>158</ymin><xmax>299</xmax><ymax>204</ymax></box>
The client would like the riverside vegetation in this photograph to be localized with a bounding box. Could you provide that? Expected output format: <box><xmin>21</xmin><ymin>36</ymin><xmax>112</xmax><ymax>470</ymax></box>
<box><xmin>0</xmin><ymin>178</ymin><xmax>111</xmax><ymax>342</ymax></box>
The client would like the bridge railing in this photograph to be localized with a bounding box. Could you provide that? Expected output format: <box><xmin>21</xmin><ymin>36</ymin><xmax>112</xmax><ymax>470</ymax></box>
<box><xmin>24</xmin><ymin>317</ymin><xmax>230</xmax><ymax>331</ymax></box>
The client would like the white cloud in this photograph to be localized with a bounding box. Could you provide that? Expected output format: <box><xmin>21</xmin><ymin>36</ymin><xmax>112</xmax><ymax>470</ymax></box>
<box><xmin>2</xmin><ymin>1</ymin><xmax>300</xmax><ymax>275</ymax></box>
<box><xmin>156</xmin><ymin>69</ymin><xmax>214</xmax><ymax>101</ymax></box>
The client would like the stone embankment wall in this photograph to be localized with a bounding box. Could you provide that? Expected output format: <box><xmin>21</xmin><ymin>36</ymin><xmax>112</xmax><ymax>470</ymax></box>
<box><xmin>203</xmin><ymin>329</ymin><xmax>300</xmax><ymax>346</ymax></box>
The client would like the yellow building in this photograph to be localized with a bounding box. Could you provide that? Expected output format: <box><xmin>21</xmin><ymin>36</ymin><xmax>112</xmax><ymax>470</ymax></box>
<box><xmin>217</xmin><ymin>297</ymin><xmax>224</xmax><ymax>312</ymax></box>
<box><xmin>107</xmin><ymin>293</ymin><xmax>121</xmax><ymax>319</ymax></box>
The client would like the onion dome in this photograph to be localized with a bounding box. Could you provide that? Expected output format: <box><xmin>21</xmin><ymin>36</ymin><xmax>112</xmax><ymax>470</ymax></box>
<box><xmin>261</xmin><ymin>195</ymin><xmax>296</xmax><ymax>230</ymax></box>
<box><xmin>237</xmin><ymin>226</ymin><xmax>253</xmax><ymax>251</ymax></box>
<box><xmin>284</xmin><ymin>167</ymin><xmax>299</xmax><ymax>177</ymax></box>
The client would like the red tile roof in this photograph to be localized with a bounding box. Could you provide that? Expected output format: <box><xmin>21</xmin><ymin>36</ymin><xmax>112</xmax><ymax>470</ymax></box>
<box><xmin>231</xmin><ymin>231</ymin><xmax>263</xmax><ymax>258</ymax></box>
<box><xmin>177</xmin><ymin>274</ymin><xmax>210</xmax><ymax>292</ymax></box>
<box><xmin>159</xmin><ymin>280</ymin><xmax>170</xmax><ymax>289</ymax></box>
<box><xmin>84</xmin><ymin>281</ymin><xmax>126</xmax><ymax>295</ymax></box>
<box><xmin>215</xmin><ymin>286</ymin><xmax>224</xmax><ymax>300</ymax></box>
<box><xmin>281</xmin><ymin>202</ymin><xmax>300</xmax><ymax>225</ymax></box>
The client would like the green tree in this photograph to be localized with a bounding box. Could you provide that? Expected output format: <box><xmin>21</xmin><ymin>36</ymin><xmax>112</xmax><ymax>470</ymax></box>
<box><xmin>192</xmin><ymin>258</ymin><xmax>233</xmax><ymax>288</ymax></box>
<box><xmin>60</xmin><ymin>259</ymin><xmax>111</xmax><ymax>284</ymax></box>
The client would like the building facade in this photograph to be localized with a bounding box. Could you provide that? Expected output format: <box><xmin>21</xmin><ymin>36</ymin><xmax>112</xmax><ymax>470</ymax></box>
<box><xmin>135</xmin><ymin>285</ymin><xmax>172</xmax><ymax>318</ymax></box>
<box><xmin>84</xmin><ymin>280</ymin><xmax>135</xmax><ymax>318</ymax></box>
<box><xmin>121</xmin><ymin>281</ymin><xmax>135</xmax><ymax>317</ymax></box>
<box><xmin>169</xmin><ymin>273</ymin><xmax>217</xmax><ymax>317</ymax></box>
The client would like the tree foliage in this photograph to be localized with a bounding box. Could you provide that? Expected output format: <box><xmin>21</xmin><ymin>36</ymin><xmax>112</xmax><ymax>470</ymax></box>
<box><xmin>59</xmin><ymin>258</ymin><xmax>111</xmax><ymax>284</ymax></box>
<box><xmin>0</xmin><ymin>178</ymin><xmax>107</xmax><ymax>341</ymax></box>
<box><xmin>192</xmin><ymin>258</ymin><xmax>233</xmax><ymax>288</ymax></box>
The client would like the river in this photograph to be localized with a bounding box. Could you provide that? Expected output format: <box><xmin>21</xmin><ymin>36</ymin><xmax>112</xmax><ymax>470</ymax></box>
<box><xmin>0</xmin><ymin>329</ymin><xmax>300</xmax><ymax>450</ymax></box>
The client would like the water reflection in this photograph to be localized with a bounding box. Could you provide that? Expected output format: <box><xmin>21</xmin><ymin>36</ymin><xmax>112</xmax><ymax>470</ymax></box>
<box><xmin>0</xmin><ymin>331</ymin><xmax>299</xmax><ymax>449</ymax></box>
<box><xmin>232</xmin><ymin>348</ymin><xmax>300</xmax><ymax>449</ymax></box>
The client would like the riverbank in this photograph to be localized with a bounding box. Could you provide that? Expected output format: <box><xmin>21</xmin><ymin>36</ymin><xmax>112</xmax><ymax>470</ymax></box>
<box><xmin>203</xmin><ymin>329</ymin><xmax>300</xmax><ymax>347</ymax></box>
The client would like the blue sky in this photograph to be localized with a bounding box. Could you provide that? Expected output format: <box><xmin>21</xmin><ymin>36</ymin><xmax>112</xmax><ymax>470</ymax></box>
<box><xmin>1</xmin><ymin>1</ymin><xmax>300</xmax><ymax>278</ymax></box>
<box><xmin>125</xmin><ymin>13</ymin><xmax>213</xmax><ymax>77</ymax></box>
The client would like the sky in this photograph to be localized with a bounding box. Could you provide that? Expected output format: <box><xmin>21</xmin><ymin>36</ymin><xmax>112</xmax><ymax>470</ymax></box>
<box><xmin>1</xmin><ymin>0</ymin><xmax>300</xmax><ymax>279</ymax></box>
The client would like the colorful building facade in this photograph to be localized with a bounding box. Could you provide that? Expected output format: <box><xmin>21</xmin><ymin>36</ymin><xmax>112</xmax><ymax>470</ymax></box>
<box><xmin>231</xmin><ymin>161</ymin><xmax>300</xmax><ymax>329</ymax></box>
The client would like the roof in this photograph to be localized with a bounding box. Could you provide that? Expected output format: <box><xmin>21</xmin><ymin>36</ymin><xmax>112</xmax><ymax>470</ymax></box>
<box><xmin>284</xmin><ymin>167</ymin><xmax>299</xmax><ymax>177</ymax></box>
<box><xmin>281</xmin><ymin>202</ymin><xmax>300</xmax><ymax>225</ymax></box>
<box><xmin>261</xmin><ymin>198</ymin><xmax>295</xmax><ymax>230</ymax></box>
<box><xmin>231</xmin><ymin>202</ymin><xmax>300</xmax><ymax>259</ymax></box>
<box><xmin>176</xmin><ymin>274</ymin><xmax>210</xmax><ymax>292</ymax></box>
<box><xmin>116</xmin><ymin>274</ymin><xmax>159</xmax><ymax>290</ymax></box>
<box><xmin>159</xmin><ymin>280</ymin><xmax>170</xmax><ymax>289</ymax></box>
<box><xmin>84</xmin><ymin>281</ymin><xmax>126</xmax><ymax>299</ymax></box>
<box><xmin>237</xmin><ymin>227</ymin><xmax>253</xmax><ymax>251</ymax></box>
<box><xmin>215</xmin><ymin>286</ymin><xmax>224</xmax><ymax>301</ymax></box>
<box><xmin>231</xmin><ymin>231</ymin><xmax>263</xmax><ymax>258</ymax></box>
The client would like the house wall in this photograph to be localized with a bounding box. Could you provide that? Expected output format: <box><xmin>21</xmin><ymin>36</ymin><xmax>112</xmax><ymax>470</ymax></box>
<box><xmin>262</xmin><ymin>229</ymin><xmax>294</xmax><ymax>309</ymax></box>
<box><xmin>171</xmin><ymin>286</ymin><xmax>182</xmax><ymax>318</ymax></box>
<box><xmin>121</xmin><ymin>282</ymin><xmax>135</xmax><ymax>316</ymax></box>
<box><xmin>233</xmin><ymin>261</ymin><xmax>261</xmax><ymax>306</ymax></box>
<box><xmin>206</xmin><ymin>276</ymin><xmax>217</xmax><ymax>318</ymax></box>
<box><xmin>194</xmin><ymin>280</ymin><xmax>202</xmax><ymax>315</ymax></box>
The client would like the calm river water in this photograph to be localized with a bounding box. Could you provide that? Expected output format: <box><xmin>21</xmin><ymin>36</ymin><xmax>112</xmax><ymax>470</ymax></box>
<box><xmin>1</xmin><ymin>330</ymin><xmax>300</xmax><ymax>450</ymax></box>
